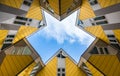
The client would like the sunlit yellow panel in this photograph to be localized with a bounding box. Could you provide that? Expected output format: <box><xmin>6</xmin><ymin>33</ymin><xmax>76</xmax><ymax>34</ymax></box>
<box><xmin>113</xmin><ymin>29</ymin><xmax>120</xmax><ymax>42</ymax></box>
<box><xmin>37</xmin><ymin>57</ymin><xmax>57</xmax><ymax>76</ymax></box>
<box><xmin>85</xmin><ymin>26</ymin><xmax>109</xmax><ymax>43</ymax></box>
<box><xmin>79</xmin><ymin>0</ymin><xmax>95</xmax><ymax>20</ymax></box>
<box><xmin>0</xmin><ymin>0</ymin><xmax>23</xmax><ymax>8</ymax></box>
<box><xmin>18</xmin><ymin>62</ymin><xmax>36</xmax><ymax>76</ymax></box>
<box><xmin>85</xmin><ymin>62</ymin><xmax>103</xmax><ymax>76</ymax></box>
<box><xmin>61</xmin><ymin>0</ymin><xmax>73</xmax><ymax>15</ymax></box>
<box><xmin>0</xmin><ymin>55</ymin><xmax>33</xmax><ymax>75</ymax></box>
<box><xmin>26</xmin><ymin>0</ymin><xmax>43</xmax><ymax>20</ymax></box>
<box><xmin>89</xmin><ymin>55</ymin><xmax>120</xmax><ymax>76</ymax></box>
<box><xmin>48</xmin><ymin>0</ymin><xmax>59</xmax><ymax>15</ymax></box>
<box><xmin>66</xmin><ymin>57</ymin><xmax>86</xmax><ymax>76</ymax></box>
<box><xmin>13</xmin><ymin>26</ymin><xmax>38</xmax><ymax>43</ymax></box>
<box><xmin>98</xmin><ymin>0</ymin><xmax>120</xmax><ymax>8</ymax></box>
<box><xmin>0</xmin><ymin>30</ymin><xmax>8</xmax><ymax>48</ymax></box>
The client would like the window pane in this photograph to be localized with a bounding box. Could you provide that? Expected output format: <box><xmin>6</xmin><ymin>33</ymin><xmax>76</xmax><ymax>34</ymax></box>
<box><xmin>107</xmin><ymin>35</ymin><xmax>115</xmax><ymax>38</ymax></box>
<box><xmin>99</xmin><ymin>48</ymin><xmax>104</xmax><ymax>54</ymax></box>
<box><xmin>62</xmin><ymin>73</ymin><xmax>65</xmax><ymax>76</ymax></box>
<box><xmin>62</xmin><ymin>68</ymin><xmax>65</xmax><ymax>72</ymax></box>
<box><xmin>96</xmin><ymin>21</ymin><xmax>108</xmax><ymax>25</ymax></box>
<box><xmin>58</xmin><ymin>68</ymin><xmax>60</xmax><ymax>72</ymax></box>
<box><xmin>94</xmin><ymin>16</ymin><xmax>105</xmax><ymax>21</ymax></box>
<box><xmin>90</xmin><ymin>47</ymin><xmax>98</xmax><ymax>54</ymax></box>
<box><xmin>104</xmin><ymin>48</ymin><xmax>109</xmax><ymax>54</ymax></box>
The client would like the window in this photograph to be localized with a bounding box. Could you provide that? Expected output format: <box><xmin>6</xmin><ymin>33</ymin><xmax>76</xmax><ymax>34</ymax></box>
<box><xmin>14</xmin><ymin>21</ymin><xmax>26</xmax><ymax>25</ymax></box>
<box><xmin>23</xmin><ymin>1</ymin><xmax>31</xmax><ymax>6</ymax></box>
<box><xmin>90</xmin><ymin>47</ymin><xmax>98</xmax><ymax>54</ymax></box>
<box><xmin>16</xmin><ymin>16</ymin><xmax>28</xmax><ymax>21</ymax></box>
<box><xmin>7</xmin><ymin>35</ymin><xmax>15</xmax><ymax>38</ymax></box>
<box><xmin>57</xmin><ymin>68</ymin><xmax>65</xmax><ymax>76</ymax></box>
<box><xmin>5</xmin><ymin>39</ymin><xmax>13</xmax><ymax>42</ymax></box>
<box><xmin>62</xmin><ymin>68</ymin><xmax>65</xmax><ymax>72</ymax></box>
<box><xmin>89</xmin><ymin>0</ymin><xmax>98</xmax><ymax>5</ymax></box>
<box><xmin>104</xmin><ymin>48</ymin><xmax>109</xmax><ymax>54</ymax></box>
<box><xmin>96</xmin><ymin>21</ymin><xmax>108</xmax><ymax>25</ymax></box>
<box><xmin>99</xmin><ymin>48</ymin><xmax>104</xmax><ymax>54</ymax></box>
<box><xmin>107</xmin><ymin>35</ymin><xmax>115</xmax><ymax>38</ymax></box>
<box><xmin>62</xmin><ymin>73</ymin><xmax>65</xmax><ymax>76</ymax></box>
<box><xmin>111</xmin><ymin>44</ymin><xmax>120</xmax><ymax>49</ymax></box>
<box><xmin>110</xmin><ymin>40</ymin><xmax>117</xmax><ymax>42</ymax></box>
<box><xmin>94</xmin><ymin>16</ymin><xmax>105</xmax><ymax>21</ymax></box>
<box><xmin>29</xmin><ymin>19</ymin><xmax>32</xmax><ymax>22</ymax></box>
<box><xmin>58</xmin><ymin>68</ymin><xmax>60</xmax><ymax>72</ymax></box>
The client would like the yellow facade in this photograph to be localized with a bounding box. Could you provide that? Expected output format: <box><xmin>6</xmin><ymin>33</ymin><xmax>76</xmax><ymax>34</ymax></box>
<box><xmin>26</xmin><ymin>0</ymin><xmax>43</xmax><ymax>20</ymax></box>
<box><xmin>18</xmin><ymin>62</ymin><xmax>36</xmax><ymax>76</ymax></box>
<box><xmin>85</xmin><ymin>62</ymin><xmax>104</xmax><ymax>76</ymax></box>
<box><xmin>98</xmin><ymin>0</ymin><xmax>120</xmax><ymax>8</ymax></box>
<box><xmin>113</xmin><ymin>29</ymin><xmax>120</xmax><ymax>42</ymax></box>
<box><xmin>79</xmin><ymin>0</ymin><xmax>95</xmax><ymax>20</ymax></box>
<box><xmin>88</xmin><ymin>55</ymin><xmax>120</xmax><ymax>76</ymax></box>
<box><xmin>0</xmin><ymin>55</ymin><xmax>33</xmax><ymax>76</ymax></box>
<box><xmin>0</xmin><ymin>0</ymin><xmax>23</xmax><ymax>8</ymax></box>
<box><xmin>37</xmin><ymin>57</ymin><xmax>57</xmax><ymax>76</ymax></box>
<box><xmin>65</xmin><ymin>57</ymin><xmax>86</xmax><ymax>76</ymax></box>
<box><xmin>85</xmin><ymin>26</ymin><xmax>109</xmax><ymax>43</ymax></box>
<box><xmin>0</xmin><ymin>30</ymin><xmax>8</xmax><ymax>48</ymax></box>
<box><xmin>48</xmin><ymin>0</ymin><xmax>59</xmax><ymax>15</ymax></box>
<box><xmin>13</xmin><ymin>26</ymin><xmax>38</xmax><ymax>43</ymax></box>
<box><xmin>61</xmin><ymin>0</ymin><xmax>73</xmax><ymax>15</ymax></box>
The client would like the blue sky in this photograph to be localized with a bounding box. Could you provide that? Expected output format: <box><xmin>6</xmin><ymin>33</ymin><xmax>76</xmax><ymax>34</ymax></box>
<box><xmin>27</xmin><ymin>11</ymin><xmax>95</xmax><ymax>63</ymax></box>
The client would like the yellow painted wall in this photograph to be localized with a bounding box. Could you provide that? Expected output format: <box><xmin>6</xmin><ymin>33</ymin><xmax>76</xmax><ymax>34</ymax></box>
<box><xmin>18</xmin><ymin>62</ymin><xmax>36</xmax><ymax>76</ymax></box>
<box><xmin>113</xmin><ymin>29</ymin><xmax>120</xmax><ymax>43</ymax></box>
<box><xmin>85</xmin><ymin>62</ymin><xmax>104</xmax><ymax>76</ymax></box>
<box><xmin>0</xmin><ymin>30</ymin><xmax>8</xmax><ymax>48</ymax></box>
<box><xmin>26</xmin><ymin>0</ymin><xmax>43</xmax><ymax>20</ymax></box>
<box><xmin>61</xmin><ymin>0</ymin><xmax>73</xmax><ymax>15</ymax></box>
<box><xmin>85</xmin><ymin>26</ymin><xmax>109</xmax><ymax>43</ymax></box>
<box><xmin>36</xmin><ymin>57</ymin><xmax>57</xmax><ymax>76</ymax></box>
<box><xmin>13</xmin><ymin>26</ymin><xmax>38</xmax><ymax>43</ymax></box>
<box><xmin>88</xmin><ymin>55</ymin><xmax>120</xmax><ymax>76</ymax></box>
<box><xmin>48</xmin><ymin>0</ymin><xmax>59</xmax><ymax>15</ymax></box>
<box><xmin>0</xmin><ymin>0</ymin><xmax>23</xmax><ymax>8</ymax></box>
<box><xmin>98</xmin><ymin>0</ymin><xmax>120</xmax><ymax>8</ymax></box>
<box><xmin>66</xmin><ymin>57</ymin><xmax>86</xmax><ymax>76</ymax></box>
<box><xmin>79</xmin><ymin>0</ymin><xmax>95</xmax><ymax>20</ymax></box>
<box><xmin>0</xmin><ymin>55</ymin><xmax>33</xmax><ymax>76</ymax></box>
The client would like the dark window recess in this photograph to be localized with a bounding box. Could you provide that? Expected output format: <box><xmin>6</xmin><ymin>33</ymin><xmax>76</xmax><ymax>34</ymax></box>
<box><xmin>1</xmin><ymin>44</ymin><xmax>11</xmax><ymax>50</ymax></box>
<box><xmin>62</xmin><ymin>73</ymin><xmax>65</xmax><ymax>76</ymax></box>
<box><xmin>58</xmin><ymin>68</ymin><xmax>60</xmax><ymax>72</ymax></box>
<box><xmin>94</xmin><ymin>16</ymin><xmax>105</xmax><ymax>21</ymax></box>
<box><xmin>62</xmin><ymin>68</ymin><xmax>65</xmax><ymax>72</ymax></box>
<box><xmin>90</xmin><ymin>0</ymin><xmax>98</xmax><ymax>5</ymax></box>
<box><xmin>16</xmin><ymin>16</ymin><xmax>28</xmax><ymax>21</ymax></box>
<box><xmin>107</xmin><ymin>35</ymin><xmax>115</xmax><ymax>38</ymax></box>
<box><xmin>99</xmin><ymin>48</ymin><xmax>104</xmax><ymax>54</ymax></box>
<box><xmin>29</xmin><ymin>19</ymin><xmax>32</xmax><ymax>22</ymax></box>
<box><xmin>23</xmin><ymin>1</ymin><xmax>31</xmax><ymax>6</ymax></box>
<box><xmin>90</xmin><ymin>47</ymin><xmax>98</xmax><ymax>54</ymax></box>
<box><xmin>92</xmin><ymin>23</ymin><xmax>95</xmax><ymax>25</ymax></box>
<box><xmin>110</xmin><ymin>40</ymin><xmax>117</xmax><ymax>42</ymax></box>
<box><xmin>5</xmin><ymin>39</ymin><xmax>13</xmax><ymax>42</ymax></box>
<box><xmin>104</xmin><ymin>48</ymin><xmax>109</xmax><ymax>54</ymax></box>
<box><xmin>111</xmin><ymin>44</ymin><xmax>120</xmax><ymax>50</ymax></box>
<box><xmin>14</xmin><ymin>21</ymin><xmax>26</xmax><ymax>25</ymax></box>
<box><xmin>58</xmin><ymin>73</ymin><xmax>60</xmax><ymax>76</ymax></box>
<box><xmin>7</xmin><ymin>35</ymin><xmax>15</xmax><ymax>38</ymax></box>
<box><xmin>96</xmin><ymin>21</ymin><xmax>108</xmax><ymax>25</ymax></box>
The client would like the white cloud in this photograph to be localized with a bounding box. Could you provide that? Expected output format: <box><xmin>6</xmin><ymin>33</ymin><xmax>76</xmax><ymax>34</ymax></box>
<box><xmin>38</xmin><ymin>11</ymin><xmax>95</xmax><ymax>46</ymax></box>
